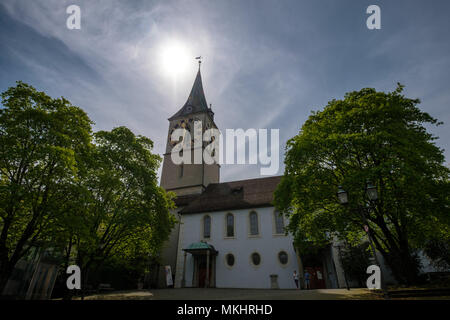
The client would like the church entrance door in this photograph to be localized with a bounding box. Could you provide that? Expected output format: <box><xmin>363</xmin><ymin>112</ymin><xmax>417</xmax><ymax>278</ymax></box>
<box><xmin>183</xmin><ymin>242</ymin><xmax>217</xmax><ymax>288</ymax></box>
<box><xmin>197</xmin><ymin>257</ymin><xmax>212</xmax><ymax>288</ymax></box>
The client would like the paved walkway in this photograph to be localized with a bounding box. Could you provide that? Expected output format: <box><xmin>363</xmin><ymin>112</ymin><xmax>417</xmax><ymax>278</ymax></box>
<box><xmin>81</xmin><ymin>288</ymin><xmax>380</xmax><ymax>300</ymax></box>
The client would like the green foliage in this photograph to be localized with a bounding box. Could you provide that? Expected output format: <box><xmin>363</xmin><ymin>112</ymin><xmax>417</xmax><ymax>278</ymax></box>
<box><xmin>0</xmin><ymin>81</ymin><xmax>92</xmax><ymax>284</ymax></box>
<box><xmin>275</xmin><ymin>84</ymin><xmax>450</xmax><ymax>284</ymax></box>
<box><xmin>0</xmin><ymin>82</ymin><xmax>175</xmax><ymax>293</ymax></box>
<box><xmin>72</xmin><ymin>126</ymin><xmax>176</xmax><ymax>275</ymax></box>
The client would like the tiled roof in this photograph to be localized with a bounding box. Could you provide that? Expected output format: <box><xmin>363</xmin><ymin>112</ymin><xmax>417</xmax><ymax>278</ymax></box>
<box><xmin>179</xmin><ymin>176</ymin><xmax>282</xmax><ymax>214</ymax></box>
<box><xmin>173</xmin><ymin>193</ymin><xmax>200</xmax><ymax>207</ymax></box>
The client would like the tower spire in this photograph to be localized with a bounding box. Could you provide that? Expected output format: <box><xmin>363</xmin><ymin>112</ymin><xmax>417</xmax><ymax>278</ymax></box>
<box><xmin>169</xmin><ymin>60</ymin><xmax>208</xmax><ymax>120</ymax></box>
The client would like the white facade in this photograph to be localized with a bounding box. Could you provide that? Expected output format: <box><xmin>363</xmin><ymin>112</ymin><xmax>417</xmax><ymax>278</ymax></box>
<box><xmin>174</xmin><ymin>206</ymin><xmax>299</xmax><ymax>289</ymax></box>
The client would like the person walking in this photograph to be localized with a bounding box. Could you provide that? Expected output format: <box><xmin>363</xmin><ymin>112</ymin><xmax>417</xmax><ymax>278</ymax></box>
<box><xmin>304</xmin><ymin>270</ymin><xmax>311</xmax><ymax>290</ymax></box>
<box><xmin>293</xmin><ymin>270</ymin><xmax>299</xmax><ymax>289</ymax></box>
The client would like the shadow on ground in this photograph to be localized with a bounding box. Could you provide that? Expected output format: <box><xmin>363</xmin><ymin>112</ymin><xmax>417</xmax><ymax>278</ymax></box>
<box><xmin>78</xmin><ymin>288</ymin><xmax>382</xmax><ymax>300</ymax></box>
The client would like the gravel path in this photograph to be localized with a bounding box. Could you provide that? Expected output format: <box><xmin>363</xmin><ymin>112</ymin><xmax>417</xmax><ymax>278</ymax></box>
<box><xmin>80</xmin><ymin>288</ymin><xmax>380</xmax><ymax>300</ymax></box>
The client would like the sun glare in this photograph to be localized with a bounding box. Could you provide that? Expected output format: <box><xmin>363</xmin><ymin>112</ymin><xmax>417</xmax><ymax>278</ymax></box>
<box><xmin>160</xmin><ymin>40</ymin><xmax>192</xmax><ymax>78</ymax></box>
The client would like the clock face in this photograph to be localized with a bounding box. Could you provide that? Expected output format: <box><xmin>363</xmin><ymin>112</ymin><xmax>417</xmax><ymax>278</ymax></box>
<box><xmin>169</xmin><ymin>128</ymin><xmax>178</xmax><ymax>147</ymax></box>
<box><xmin>186</xmin><ymin>106</ymin><xmax>193</xmax><ymax>113</ymax></box>
<box><xmin>169</xmin><ymin>119</ymin><xmax>191</xmax><ymax>147</ymax></box>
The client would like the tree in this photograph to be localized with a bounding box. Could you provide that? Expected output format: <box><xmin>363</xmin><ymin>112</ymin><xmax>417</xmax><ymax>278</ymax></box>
<box><xmin>275</xmin><ymin>84</ymin><xmax>450</xmax><ymax>285</ymax></box>
<box><xmin>0</xmin><ymin>82</ymin><xmax>93</xmax><ymax>293</ymax></box>
<box><xmin>1</xmin><ymin>82</ymin><xmax>176</xmax><ymax>298</ymax></box>
<box><xmin>63</xmin><ymin>127</ymin><xmax>175</xmax><ymax>297</ymax></box>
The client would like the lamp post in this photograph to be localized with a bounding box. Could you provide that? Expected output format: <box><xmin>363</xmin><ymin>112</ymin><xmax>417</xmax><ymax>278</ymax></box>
<box><xmin>335</xmin><ymin>244</ymin><xmax>350</xmax><ymax>290</ymax></box>
<box><xmin>337</xmin><ymin>183</ymin><xmax>389</xmax><ymax>298</ymax></box>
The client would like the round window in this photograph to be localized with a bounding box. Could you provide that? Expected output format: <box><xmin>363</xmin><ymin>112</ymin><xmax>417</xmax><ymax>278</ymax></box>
<box><xmin>226</xmin><ymin>253</ymin><xmax>235</xmax><ymax>267</ymax></box>
<box><xmin>278</xmin><ymin>251</ymin><xmax>288</xmax><ymax>265</ymax></box>
<box><xmin>251</xmin><ymin>252</ymin><xmax>261</xmax><ymax>266</ymax></box>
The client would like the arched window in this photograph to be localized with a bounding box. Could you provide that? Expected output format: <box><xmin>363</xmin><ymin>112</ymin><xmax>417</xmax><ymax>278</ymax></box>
<box><xmin>203</xmin><ymin>215</ymin><xmax>211</xmax><ymax>239</ymax></box>
<box><xmin>249</xmin><ymin>211</ymin><xmax>259</xmax><ymax>235</ymax></box>
<box><xmin>226</xmin><ymin>213</ymin><xmax>234</xmax><ymax>237</ymax></box>
<box><xmin>274</xmin><ymin>210</ymin><xmax>285</xmax><ymax>234</ymax></box>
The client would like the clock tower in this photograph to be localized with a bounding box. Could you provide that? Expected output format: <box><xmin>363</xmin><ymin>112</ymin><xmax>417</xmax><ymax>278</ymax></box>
<box><xmin>160</xmin><ymin>66</ymin><xmax>220</xmax><ymax>196</ymax></box>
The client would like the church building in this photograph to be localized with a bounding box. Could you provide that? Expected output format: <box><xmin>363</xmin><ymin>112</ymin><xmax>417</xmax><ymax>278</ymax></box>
<box><xmin>157</xmin><ymin>65</ymin><xmax>354</xmax><ymax>290</ymax></box>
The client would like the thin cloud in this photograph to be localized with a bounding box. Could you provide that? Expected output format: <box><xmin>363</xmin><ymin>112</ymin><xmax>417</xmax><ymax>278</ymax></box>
<box><xmin>1</xmin><ymin>0</ymin><xmax>449</xmax><ymax>182</ymax></box>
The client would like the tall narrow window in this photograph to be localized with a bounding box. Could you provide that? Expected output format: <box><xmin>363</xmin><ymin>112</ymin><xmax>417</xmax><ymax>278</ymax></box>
<box><xmin>226</xmin><ymin>213</ymin><xmax>234</xmax><ymax>237</ymax></box>
<box><xmin>274</xmin><ymin>210</ymin><xmax>285</xmax><ymax>234</ymax></box>
<box><xmin>249</xmin><ymin>211</ymin><xmax>259</xmax><ymax>235</ymax></box>
<box><xmin>203</xmin><ymin>215</ymin><xmax>211</xmax><ymax>239</ymax></box>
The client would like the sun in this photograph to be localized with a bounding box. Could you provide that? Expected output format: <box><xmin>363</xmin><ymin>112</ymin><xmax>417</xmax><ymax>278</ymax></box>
<box><xmin>159</xmin><ymin>40</ymin><xmax>192</xmax><ymax>77</ymax></box>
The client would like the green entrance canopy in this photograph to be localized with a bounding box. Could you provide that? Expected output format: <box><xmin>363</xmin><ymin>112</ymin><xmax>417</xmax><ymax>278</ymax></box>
<box><xmin>184</xmin><ymin>242</ymin><xmax>218</xmax><ymax>255</ymax></box>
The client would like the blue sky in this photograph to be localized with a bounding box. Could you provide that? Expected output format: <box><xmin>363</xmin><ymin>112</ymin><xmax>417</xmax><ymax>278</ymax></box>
<box><xmin>1</xmin><ymin>0</ymin><xmax>449</xmax><ymax>182</ymax></box>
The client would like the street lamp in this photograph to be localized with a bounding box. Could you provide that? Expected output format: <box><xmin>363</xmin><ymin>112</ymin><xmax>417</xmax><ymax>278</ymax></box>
<box><xmin>337</xmin><ymin>186</ymin><xmax>348</xmax><ymax>205</ymax></box>
<box><xmin>336</xmin><ymin>183</ymin><xmax>389</xmax><ymax>299</ymax></box>
<box><xmin>366</xmin><ymin>181</ymin><xmax>378</xmax><ymax>201</ymax></box>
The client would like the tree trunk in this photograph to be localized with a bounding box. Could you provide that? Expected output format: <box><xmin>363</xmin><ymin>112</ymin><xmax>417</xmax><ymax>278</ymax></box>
<box><xmin>62</xmin><ymin>237</ymin><xmax>74</xmax><ymax>300</ymax></box>
<box><xmin>370</xmin><ymin>212</ymin><xmax>420</xmax><ymax>285</ymax></box>
<box><xmin>374</xmin><ymin>240</ymin><xmax>420</xmax><ymax>285</ymax></box>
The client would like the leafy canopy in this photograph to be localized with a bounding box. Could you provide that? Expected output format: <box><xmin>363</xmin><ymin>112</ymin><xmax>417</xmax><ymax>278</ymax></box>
<box><xmin>0</xmin><ymin>82</ymin><xmax>176</xmax><ymax>292</ymax></box>
<box><xmin>0</xmin><ymin>81</ymin><xmax>92</xmax><ymax>266</ymax></box>
<box><xmin>275</xmin><ymin>84</ymin><xmax>450</xmax><ymax>262</ymax></box>
<box><xmin>71</xmin><ymin>127</ymin><xmax>176</xmax><ymax>271</ymax></box>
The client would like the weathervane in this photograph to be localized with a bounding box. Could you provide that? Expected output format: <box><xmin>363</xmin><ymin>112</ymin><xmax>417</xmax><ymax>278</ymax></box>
<box><xmin>195</xmin><ymin>56</ymin><xmax>202</xmax><ymax>68</ymax></box>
